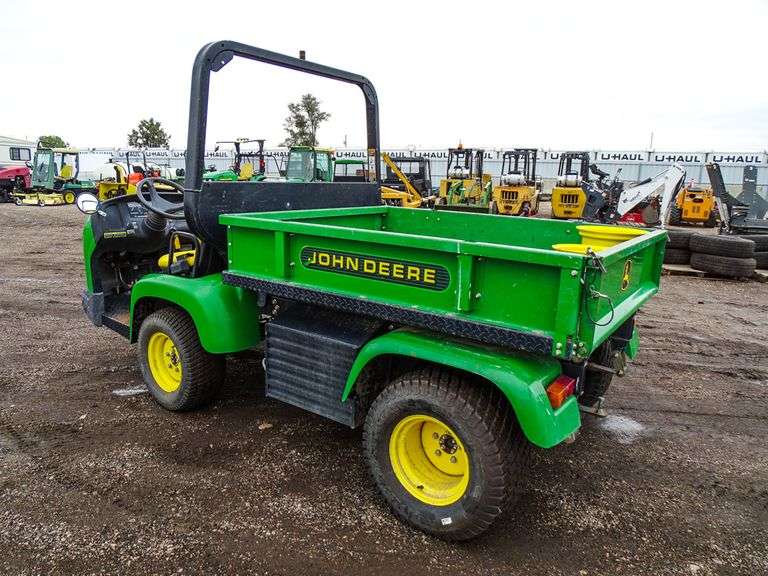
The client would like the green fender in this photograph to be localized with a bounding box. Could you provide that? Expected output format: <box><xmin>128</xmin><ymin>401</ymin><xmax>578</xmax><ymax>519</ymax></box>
<box><xmin>342</xmin><ymin>329</ymin><xmax>581</xmax><ymax>449</ymax></box>
<box><xmin>129</xmin><ymin>272</ymin><xmax>262</xmax><ymax>354</ymax></box>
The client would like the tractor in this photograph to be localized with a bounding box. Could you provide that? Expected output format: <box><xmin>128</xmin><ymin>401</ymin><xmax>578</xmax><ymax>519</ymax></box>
<box><xmin>13</xmin><ymin>145</ymin><xmax>96</xmax><ymax>206</ymax></box>
<box><xmin>437</xmin><ymin>147</ymin><xmax>492</xmax><ymax>207</ymax></box>
<box><xmin>285</xmin><ymin>146</ymin><xmax>335</xmax><ymax>182</ymax></box>
<box><xmin>489</xmin><ymin>148</ymin><xmax>541</xmax><ymax>216</ymax></box>
<box><xmin>550</xmin><ymin>151</ymin><xmax>591</xmax><ymax>219</ymax></box>
<box><xmin>203</xmin><ymin>139</ymin><xmax>267</xmax><ymax>182</ymax></box>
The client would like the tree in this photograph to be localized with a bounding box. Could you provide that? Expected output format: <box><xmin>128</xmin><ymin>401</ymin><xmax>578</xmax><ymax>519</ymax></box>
<box><xmin>128</xmin><ymin>118</ymin><xmax>170</xmax><ymax>148</ymax></box>
<box><xmin>38</xmin><ymin>135</ymin><xmax>68</xmax><ymax>148</ymax></box>
<box><xmin>281</xmin><ymin>94</ymin><xmax>330</xmax><ymax>147</ymax></box>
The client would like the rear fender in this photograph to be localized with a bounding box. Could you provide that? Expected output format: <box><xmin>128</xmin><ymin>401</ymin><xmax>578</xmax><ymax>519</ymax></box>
<box><xmin>130</xmin><ymin>272</ymin><xmax>262</xmax><ymax>354</ymax></box>
<box><xmin>343</xmin><ymin>329</ymin><xmax>580</xmax><ymax>448</ymax></box>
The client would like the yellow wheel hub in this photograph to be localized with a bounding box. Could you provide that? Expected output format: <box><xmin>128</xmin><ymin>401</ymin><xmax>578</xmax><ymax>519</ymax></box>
<box><xmin>64</xmin><ymin>192</ymin><xmax>75</xmax><ymax>204</ymax></box>
<box><xmin>147</xmin><ymin>332</ymin><xmax>182</xmax><ymax>393</ymax></box>
<box><xmin>389</xmin><ymin>414</ymin><xmax>469</xmax><ymax>506</ymax></box>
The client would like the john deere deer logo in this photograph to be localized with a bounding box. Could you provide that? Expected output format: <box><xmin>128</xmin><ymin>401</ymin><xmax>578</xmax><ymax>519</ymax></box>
<box><xmin>621</xmin><ymin>259</ymin><xmax>633</xmax><ymax>291</ymax></box>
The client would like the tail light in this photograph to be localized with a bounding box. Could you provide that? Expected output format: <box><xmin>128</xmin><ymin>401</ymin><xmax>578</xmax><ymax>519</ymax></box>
<box><xmin>546</xmin><ymin>375</ymin><xmax>576</xmax><ymax>409</ymax></box>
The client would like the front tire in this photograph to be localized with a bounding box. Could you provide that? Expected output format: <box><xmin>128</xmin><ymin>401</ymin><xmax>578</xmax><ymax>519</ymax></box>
<box><xmin>138</xmin><ymin>307</ymin><xmax>225</xmax><ymax>411</ymax></box>
<box><xmin>363</xmin><ymin>368</ymin><xmax>529</xmax><ymax>541</ymax></box>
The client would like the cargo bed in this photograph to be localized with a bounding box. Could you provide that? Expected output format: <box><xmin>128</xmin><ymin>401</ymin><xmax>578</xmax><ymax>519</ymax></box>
<box><xmin>221</xmin><ymin>206</ymin><xmax>666</xmax><ymax>360</ymax></box>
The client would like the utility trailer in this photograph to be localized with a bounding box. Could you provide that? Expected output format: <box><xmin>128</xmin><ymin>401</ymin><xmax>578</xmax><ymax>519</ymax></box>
<box><xmin>77</xmin><ymin>41</ymin><xmax>667</xmax><ymax>541</ymax></box>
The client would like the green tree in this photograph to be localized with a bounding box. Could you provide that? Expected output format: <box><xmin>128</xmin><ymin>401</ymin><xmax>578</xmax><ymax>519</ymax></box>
<box><xmin>128</xmin><ymin>118</ymin><xmax>170</xmax><ymax>148</ymax></box>
<box><xmin>281</xmin><ymin>94</ymin><xmax>331</xmax><ymax>147</ymax></box>
<box><xmin>38</xmin><ymin>135</ymin><xmax>68</xmax><ymax>148</ymax></box>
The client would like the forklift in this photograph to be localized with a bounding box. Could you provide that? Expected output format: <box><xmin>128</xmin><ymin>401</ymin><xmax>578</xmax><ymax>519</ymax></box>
<box><xmin>13</xmin><ymin>145</ymin><xmax>96</xmax><ymax>206</ymax></box>
<box><xmin>203</xmin><ymin>138</ymin><xmax>267</xmax><ymax>182</ymax></box>
<box><xmin>437</xmin><ymin>146</ymin><xmax>492</xmax><ymax>207</ymax></box>
<box><xmin>490</xmin><ymin>148</ymin><xmax>541</xmax><ymax>216</ymax></box>
<box><xmin>550</xmin><ymin>151</ymin><xmax>591</xmax><ymax>219</ymax></box>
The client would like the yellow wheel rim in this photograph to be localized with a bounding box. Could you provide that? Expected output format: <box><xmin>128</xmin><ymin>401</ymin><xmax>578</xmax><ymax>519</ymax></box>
<box><xmin>389</xmin><ymin>414</ymin><xmax>470</xmax><ymax>506</ymax></box>
<box><xmin>147</xmin><ymin>332</ymin><xmax>182</xmax><ymax>393</ymax></box>
<box><xmin>64</xmin><ymin>192</ymin><xmax>75</xmax><ymax>204</ymax></box>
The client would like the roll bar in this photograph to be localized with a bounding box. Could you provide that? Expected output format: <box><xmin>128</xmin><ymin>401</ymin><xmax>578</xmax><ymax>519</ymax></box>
<box><xmin>183</xmin><ymin>41</ymin><xmax>381</xmax><ymax>189</ymax></box>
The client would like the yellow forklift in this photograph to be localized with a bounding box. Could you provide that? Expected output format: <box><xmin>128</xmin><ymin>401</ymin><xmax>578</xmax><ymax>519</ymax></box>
<box><xmin>437</xmin><ymin>146</ymin><xmax>492</xmax><ymax>207</ymax></box>
<box><xmin>668</xmin><ymin>182</ymin><xmax>717</xmax><ymax>227</ymax></box>
<box><xmin>550</xmin><ymin>151</ymin><xmax>591</xmax><ymax>219</ymax></box>
<box><xmin>490</xmin><ymin>148</ymin><xmax>541</xmax><ymax>216</ymax></box>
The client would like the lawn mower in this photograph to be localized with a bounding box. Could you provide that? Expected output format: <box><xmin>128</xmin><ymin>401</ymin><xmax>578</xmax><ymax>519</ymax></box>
<box><xmin>203</xmin><ymin>139</ymin><xmax>267</xmax><ymax>182</ymax></box>
<box><xmin>76</xmin><ymin>40</ymin><xmax>666</xmax><ymax>541</ymax></box>
<box><xmin>489</xmin><ymin>148</ymin><xmax>541</xmax><ymax>216</ymax></box>
<box><xmin>13</xmin><ymin>145</ymin><xmax>96</xmax><ymax>206</ymax></box>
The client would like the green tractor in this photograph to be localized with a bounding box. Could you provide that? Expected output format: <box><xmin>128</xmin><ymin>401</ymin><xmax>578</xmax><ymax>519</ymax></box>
<box><xmin>14</xmin><ymin>145</ymin><xmax>96</xmax><ymax>206</ymax></box>
<box><xmin>202</xmin><ymin>138</ymin><xmax>267</xmax><ymax>182</ymax></box>
<box><xmin>285</xmin><ymin>145</ymin><xmax>335</xmax><ymax>182</ymax></box>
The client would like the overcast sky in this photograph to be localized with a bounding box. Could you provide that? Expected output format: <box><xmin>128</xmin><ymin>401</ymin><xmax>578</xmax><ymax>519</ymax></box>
<box><xmin>1</xmin><ymin>0</ymin><xmax>766</xmax><ymax>152</ymax></box>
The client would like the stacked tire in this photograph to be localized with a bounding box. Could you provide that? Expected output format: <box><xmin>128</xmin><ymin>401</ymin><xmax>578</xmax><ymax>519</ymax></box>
<box><xmin>689</xmin><ymin>234</ymin><xmax>756</xmax><ymax>278</ymax></box>
<box><xmin>741</xmin><ymin>234</ymin><xmax>768</xmax><ymax>270</ymax></box>
<box><xmin>663</xmin><ymin>229</ymin><xmax>693</xmax><ymax>265</ymax></box>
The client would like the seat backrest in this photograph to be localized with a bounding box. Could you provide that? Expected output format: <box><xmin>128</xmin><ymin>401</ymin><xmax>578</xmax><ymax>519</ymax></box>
<box><xmin>238</xmin><ymin>162</ymin><xmax>254</xmax><ymax>180</ymax></box>
<box><xmin>59</xmin><ymin>164</ymin><xmax>73</xmax><ymax>180</ymax></box>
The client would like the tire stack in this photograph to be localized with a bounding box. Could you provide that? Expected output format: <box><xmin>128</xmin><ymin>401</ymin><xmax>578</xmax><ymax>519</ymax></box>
<box><xmin>688</xmin><ymin>234</ymin><xmax>756</xmax><ymax>278</ymax></box>
<box><xmin>663</xmin><ymin>229</ymin><xmax>693</xmax><ymax>265</ymax></box>
<box><xmin>741</xmin><ymin>235</ymin><xmax>768</xmax><ymax>271</ymax></box>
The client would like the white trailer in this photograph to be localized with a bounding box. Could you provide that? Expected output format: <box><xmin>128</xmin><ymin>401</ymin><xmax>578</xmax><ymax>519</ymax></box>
<box><xmin>0</xmin><ymin>135</ymin><xmax>35</xmax><ymax>168</ymax></box>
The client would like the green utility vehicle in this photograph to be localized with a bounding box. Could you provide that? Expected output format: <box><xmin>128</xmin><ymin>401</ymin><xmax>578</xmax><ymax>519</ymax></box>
<box><xmin>202</xmin><ymin>138</ymin><xmax>267</xmax><ymax>182</ymax></box>
<box><xmin>77</xmin><ymin>41</ymin><xmax>666</xmax><ymax>541</ymax></box>
<box><xmin>15</xmin><ymin>145</ymin><xmax>96</xmax><ymax>206</ymax></box>
<box><xmin>285</xmin><ymin>145</ymin><xmax>335</xmax><ymax>182</ymax></box>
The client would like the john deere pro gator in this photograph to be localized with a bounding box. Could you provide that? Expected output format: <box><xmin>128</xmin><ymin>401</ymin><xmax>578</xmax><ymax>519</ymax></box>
<box><xmin>77</xmin><ymin>41</ymin><xmax>667</xmax><ymax>541</ymax></box>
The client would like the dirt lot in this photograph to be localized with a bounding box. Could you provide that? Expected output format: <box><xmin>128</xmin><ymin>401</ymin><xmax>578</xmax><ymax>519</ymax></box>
<box><xmin>1</xmin><ymin>203</ymin><xmax>767</xmax><ymax>576</ymax></box>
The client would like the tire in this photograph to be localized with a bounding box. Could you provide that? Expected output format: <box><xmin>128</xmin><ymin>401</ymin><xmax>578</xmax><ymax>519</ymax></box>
<box><xmin>666</xmin><ymin>229</ymin><xmax>693</xmax><ymax>249</ymax></box>
<box><xmin>63</xmin><ymin>191</ymin><xmax>76</xmax><ymax>204</ymax></box>
<box><xmin>668</xmin><ymin>205</ymin><xmax>682</xmax><ymax>225</ymax></box>
<box><xmin>364</xmin><ymin>368</ymin><xmax>529</xmax><ymax>541</ymax></box>
<box><xmin>690</xmin><ymin>253</ymin><xmax>756</xmax><ymax>278</ymax></box>
<box><xmin>580</xmin><ymin>340</ymin><xmax>617</xmax><ymax>408</ymax></box>
<box><xmin>14</xmin><ymin>198</ymin><xmax>22</xmax><ymax>206</ymax></box>
<box><xmin>705</xmin><ymin>209</ymin><xmax>718</xmax><ymax>228</ymax></box>
<box><xmin>137</xmin><ymin>307</ymin><xmax>225</xmax><ymax>411</ymax></box>
<box><xmin>738</xmin><ymin>234</ymin><xmax>768</xmax><ymax>252</ymax></box>
<box><xmin>663</xmin><ymin>247</ymin><xmax>691</xmax><ymax>265</ymax></box>
<box><xmin>754</xmin><ymin>252</ymin><xmax>768</xmax><ymax>270</ymax></box>
<box><xmin>689</xmin><ymin>234</ymin><xmax>755</xmax><ymax>258</ymax></box>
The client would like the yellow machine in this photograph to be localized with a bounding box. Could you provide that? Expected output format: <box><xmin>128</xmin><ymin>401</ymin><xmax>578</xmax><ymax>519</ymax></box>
<box><xmin>669</xmin><ymin>184</ymin><xmax>717</xmax><ymax>227</ymax></box>
<box><xmin>438</xmin><ymin>146</ymin><xmax>492</xmax><ymax>206</ymax></box>
<box><xmin>96</xmin><ymin>162</ymin><xmax>135</xmax><ymax>201</ymax></box>
<box><xmin>550</xmin><ymin>151</ymin><xmax>591</xmax><ymax>219</ymax></box>
<box><xmin>490</xmin><ymin>148</ymin><xmax>541</xmax><ymax>216</ymax></box>
<box><xmin>380</xmin><ymin>153</ymin><xmax>429</xmax><ymax>208</ymax></box>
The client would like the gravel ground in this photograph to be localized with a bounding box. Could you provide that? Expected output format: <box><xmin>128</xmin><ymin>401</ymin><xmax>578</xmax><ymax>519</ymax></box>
<box><xmin>0</xmin><ymin>203</ymin><xmax>766</xmax><ymax>576</ymax></box>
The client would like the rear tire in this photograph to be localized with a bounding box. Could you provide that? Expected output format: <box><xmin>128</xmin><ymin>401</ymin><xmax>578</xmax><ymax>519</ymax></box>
<box><xmin>663</xmin><ymin>247</ymin><xmax>691</xmax><ymax>265</ymax></box>
<box><xmin>668</xmin><ymin>205</ymin><xmax>682</xmax><ymax>225</ymax></box>
<box><xmin>580</xmin><ymin>341</ymin><xmax>617</xmax><ymax>408</ymax></box>
<box><xmin>666</xmin><ymin>229</ymin><xmax>692</xmax><ymax>249</ymax></box>
<box><xmin>138</xmin><ymin>307</ymin><xmax>225</xmax><ymax>411</ymax></box>
<box><xmin>364</xmin><ymin>368</ymin><xmax>529</xmax><ymax>541</ymax></box>
<box><xmin>738</xmin><ymin>234</ymin><xmax>768</xmax><ymax>252</ymax></box>
<box><xmin>754</xmin><ymin>252</ymin><xmax>768</xmax><ymax>270</ymax></box>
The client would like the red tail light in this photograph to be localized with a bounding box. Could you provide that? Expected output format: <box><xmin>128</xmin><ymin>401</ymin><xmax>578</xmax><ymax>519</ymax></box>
<box><xmin>546</xmin><ymin>375</ymin><xmax>576</xmax><ymax>409</ymax></box>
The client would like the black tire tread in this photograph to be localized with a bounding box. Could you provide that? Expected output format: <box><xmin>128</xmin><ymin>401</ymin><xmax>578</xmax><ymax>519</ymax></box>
<box><xmin>754</xmin><ymin>252</ymin><xmax>768</xmax><ymax>270</ymax></box>
<box><xmin>738</xmin><ymin>234</ymin><xmax>768</xmax><ymax>251</ymax></box>
<box><xmin>689</xmin><ymin>253</ymin><xmax>756</xmax><ymax>278</ymax></box>
<box><xmin>363</xmin><ymin>367</ymin><xmax>530</xmax><ymax>541</ymax></box>
<box><xmin>689</xmin><ymin>234</ymin><xmax>755</xmax><ymax>258</ymax></box>
<box><xmin>666</xmin><ymin>229</ymin><xmax>692</xmax><ymax>249</ymax></box>
<box><xmin>138</xmin><ymin>307</ymin><xmax>224</xmax><ymax>411</ymax></box>
<box><xmin>663</xmin><ymin>247</ymin><xmax>691</xmax><ymax>265</ymax></box>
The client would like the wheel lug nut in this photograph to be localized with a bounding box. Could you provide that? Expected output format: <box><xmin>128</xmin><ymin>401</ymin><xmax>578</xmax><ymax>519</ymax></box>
<box><xmin>432</xmin><ymin>432</ymin><xmax>439</xmax><ymax>440</ymax></box>
<box><xmin>434</xmin><ymin>449</ymin><xmax>441</xmax><ymax>456</ymax></box>
<box><xmin>450</xmin><ymin>456</ymin><xmax>457</xmax><ymax>464</ymax></box>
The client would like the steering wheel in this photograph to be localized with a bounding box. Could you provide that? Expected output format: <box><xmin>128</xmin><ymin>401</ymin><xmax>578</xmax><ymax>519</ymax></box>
<box><xmin>135</xmin><ymin>177</ymin><xmax>186</xmax><ymax>220</ymax></box>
